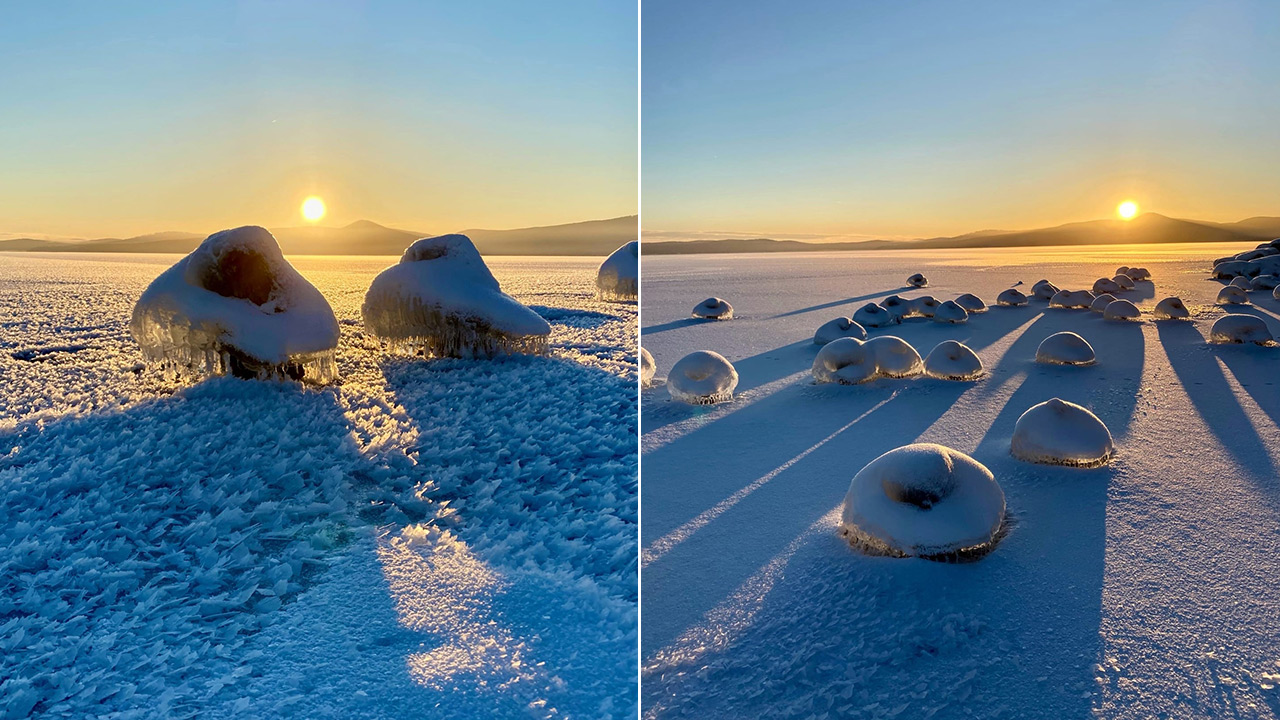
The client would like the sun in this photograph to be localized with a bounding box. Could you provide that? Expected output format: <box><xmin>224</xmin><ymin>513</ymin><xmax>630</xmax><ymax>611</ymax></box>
<box><xmin>1117</xmin><ymin>200</ymin><xmax>1139</xmax><ymax>220</ymax></box>
<box><xmin>301</xmin><ymin>196</ymin><xmax>326</xmax><ymax>222</ymax></box>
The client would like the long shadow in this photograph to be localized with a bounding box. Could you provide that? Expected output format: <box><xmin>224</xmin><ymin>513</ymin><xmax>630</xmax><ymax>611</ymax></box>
<box><xmin>767</xmin><ymin>287</ymin><xmax>907</xmax><ymax>319</ymax></box>
<box><xmin>642</xmin><ymin>317</ymin><xmax>707</xmax><ymax>335</ymax></box>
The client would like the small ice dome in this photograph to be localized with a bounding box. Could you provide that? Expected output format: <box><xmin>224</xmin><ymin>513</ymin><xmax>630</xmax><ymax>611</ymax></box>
<box><xmin>854</xmin><ymin>302</ymin><xmax>899</xmax><ymax>328</ymax></box>
<box><xmin>865</xmin><ymin>335</ymin><xmax>924</xmax><ymax>378</ymax></box>
<box><xmin>1209</xmin><ymin>315</ymin><xmax>1275</xmax><ymax>346</ymax></box>
<box><xmin>1090</xmin><ymin>293</ymin><xmax>1117</xmax><ymax>313</ymax></box>
<box><xmin>997</xmin><ymin>288</ymin><xmax>1029</xmax><ymax>306</ymax></box>
<box><xmin>692</xmin><ymin>297</ymin><xmax>734</xmax><ymax>320</ymax></box>
<box><xmin>908</xmin><ymin>295</ymin><xmax>940</xmax><ymax>318</ymax></box>
<box><xmin>1036</xmin><ymin>331</ymin><xmax>1096</xmax><ymax>365</ymax></box>
<box><xmin>933</xmin><ymin>300</ymin><xmax>969</xmax><ymax>324</ymax></box>
<box><xmin>1153</xmin><ymin>297</ymin><xmax>1190</xmax><ymax>320</ymax></box>
<box><xmin>1229</xmin><ymin>276</ymin><xmax>1253</xmax><ymax>290</ymax></box>
<box><xmin>131</xmin><ymin>225</ymin><xmax>340</xmax><ymax>383</ymax></box>
<box><xmin>1092</xmin><ymin>277</ymin><xmax>1121</xmax><ymax>295</ymax></box>
<box><xmin>1251</xmin><ymin>275</ymin><xmax>1280</xmax><ymax>290</ymax></box>
<box><xmin>640</xmin><ymin>347</ymin><xmax>656</xmax><ymax>387</ymax></box>
<box><xmin>907</xmin><ymin>273</ymin><xmax>928</xmax><ymax>287</ymax></box>
<box><xmin>1127</xmin><ymin>267</ymin><xmax>1151</xmax><ymax>281</ymax></box>
<box><xmin>1032</xmin><ymin>279</ymin><xmax>1060</xmax><ymax>300</ymax></box>
<box><xmin>879</xmin><ymin>295</ymin><xmax>911</xmax><ymax>320</ymax></box>
<box><xmin>1113</xmin><ymin>274</ymin><xmax>1135</xmax><ymax>290</ymax></box>
<box><xmin>1011</xmin><ymin>398</ymin><xmax>1114</xmax><ymax>467</ymax></box>
<box><xmin>362</xmin><ymin>234</ymin><xmax>551</xmax><ymax>358</ymax></box>
<box><xmin>1216</xmin><ymin>286</ymin><xmax>1250</xmax><ymax>305</ymax></box>
<box><xmin>812</xmin><ymin>337</ymin><xmax>877</xmax><ymax>385</ymax></box>
<box><xmin>1103</xmin><ymin>299</ymin><xmax>1141</xmax><ymax>321</ymax></box>
<box><xmin>595</xmin><ymin>241</ymin><xmax>638</xmax><ymax>302</ymax></box>
<box><xmin>668</xmin><ymin>350</ymin><xmax>739</xmax><ymax>404</ymax></box>
<box><xmin>1275</xmin><ymin>285</ymin><xmax>1280</xmax><ymax>301</ymax></box>
<box><xmin>954</xmin><ymin>293</ymin><xmax>987</xmax><ymax>313</ymax></box>
<box><xmin>1116</xmin><ymin>266</ymin><xmax>1129</xmax><ymax>276</ymax></box>
<box><xmin>840</xmin><ymin>443</ymin><xmax>1006</xmax><ymax>559</ymax></box>
<box><xmin>813</xmin><ymin>317</ymin><xmax>867</xmax><ymax>345</ymax></box>
<box><xmin>924</xmin><ymin>340</ymin><xmax>983</xmax><ymax>380</ymax></box>
<box><xmin>1050</xmin><ymin>289</ymin><xmax>1094</xmax><ymax>309</ymax></box>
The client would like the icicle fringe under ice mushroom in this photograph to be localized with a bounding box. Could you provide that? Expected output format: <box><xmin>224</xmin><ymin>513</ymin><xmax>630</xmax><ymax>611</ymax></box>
<box><xmin>596</xmin><ymin>241</ymin><xmax>638</xmax><ymax>302</ymax></box>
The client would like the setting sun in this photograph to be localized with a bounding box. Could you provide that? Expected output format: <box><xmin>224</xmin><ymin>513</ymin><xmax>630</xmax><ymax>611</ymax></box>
<box><xmin>1117</xmin><ymin>200</ymin><xmax>1139</xmax><ymax>220</ymax></box>
<box><xmin>301</xmin><ymin>196</ymin><xmax>326</xmax><ymax>222</ymax></box>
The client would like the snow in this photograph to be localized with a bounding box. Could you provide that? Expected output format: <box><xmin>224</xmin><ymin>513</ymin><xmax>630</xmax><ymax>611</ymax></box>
<box><xmin>907</xmin><ymin>273</ymin><xmax>928</xmax><ymax>287</ymax></box>
<box><xmin>596</xmin><ymin>241</ymin><xmax>638</xmax><ymax>302</ymax></box>
<box><xmin>924</xmin><ymin>340</ymin><xmax>983</xmax><ymax>380</ymax></box>
<box><xmin>953</xmin><ymin>293</ymin><xmax>987</xmax><ymax>314</ymax></box>
<box><xmin>1209</xmin><ymin>314</ymin><xmax>1275</xmax><ymax>346</ymax></box>
<box><xmin>641</xmin><ymin>346</ymin><xmax>656</xmax><ymax>387</ymax></box>
<box><xmin>1103</xmin><ymin>299</ymin><xmax>1141</xmax><ymax>321</ymax></box>
<box><xmin>692</xmin><ymin>297</ymin><xmax>734</xmax><ymax>320</ymax></box>
<box><xmin>811</xmin><ymin>337</ymin><xmax>876</xmax><ymax>385</ymax></box>
<box><xmin>840</xmin><ymin>443</ymin><xmax>1006</xmax><ymax>559</ymax></box>
<box><xmin>1010</xmin><ymin>397</ymin><xmax>1115</xmax><ymax>467</ymax></box>
<box><xmin>668</xmin><ymin>350</ymin><xmax>739</xmax><ymax>404</ymax></box>
<box><xmin>361</xmin><ymin>235</ymin><xmax>552</xmax><ymax>358</ymax></box>
<box><xmin>853</xmin><ymin>302</ymin><xmax>898</xmax><ymax>328</ymax></box>
<box><xmin>1216</xmin><ymin>285</ymin><xmax>1250</xmax><ymax>305</ymax></box>
<box><xmin>1035</xmin><ymin>331</ymin><xmax>1096</xmax><ymax>365</ymax></box>
<box><xmin>932</xmin><ymin>299</ymin><xmax>969</xmax><ymax>324</ymax></box>
<box><xmin>996</xmin><ymin>288</ymin><xmax>1028</xmax><ymax>306</ymax></box>
<box><xmin>1089</xmin><ymin>293</ymin><xmax>1117</xmax><ymax>312</ymax></box>
<box><xmin>1152</xmin><ymin>296</ymin><xmax>1190</xmax><ymax>320</ymax></box>
<box><xmin>130</xmin><ymin>226</ymin><xmax>340</xmax><ymax>383</ymax></box>
<box><xmin>812</xmin><ymin>317</ymin><xmax>866</xmax><ymax>345</ymax></box>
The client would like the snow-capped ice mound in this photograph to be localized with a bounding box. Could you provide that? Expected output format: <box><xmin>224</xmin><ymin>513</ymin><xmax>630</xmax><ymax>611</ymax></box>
<box><xmin>1216</xmin><ymin>286</ymin><xmax>1250</xmax><ymax>305</ymax></box>
<box><xmin>908</xmin><ymin>295</ymin><xmax>940</xmax><ymax>318</ymax></box>
<box><xmin>1092</xmin><ymin>277</ymin><xmax>1121</xmax><ymax>295</ymax></box>
<box><xmin>1126</xmin><ymin>267</ymin><xmax>1151</xmax><ymax>281</ymax></box>
<box><xmin>1153</xmin><ymin>296</ymin><xmax>1190</xmax><ymax>320</ymax></box>
<box><xmin>1103</xmin><ymin>299</ymin><xmax>1141</xmax><ymax>321</ymax></box>
<box><xmin>1212</xmin><ymin>260</ymin><xmax>1252</xmax><ymax>279</ymax></box>
<box><xmin>854</xmin><ymin>302</ymin><xmax>898</xmax><ymax>328</ymax></box>
<box><xmin>1050</xmin><ymin>289</ymin><xmax>1094</xmax><ymax>309</ymax></box>
<box><xmin>1032</xmin><ymin>279</ymin><xmax>1059</xmax><ymax>300</ymax></box>
<box><xmin>907</xmin><ymin>273</ymin><xmax>928</xmax><ymax>287</ymax></box>
<box><xmin>953</xmin><ymin>293</ymin><xmax>987</xmax><ymax>313</ymax></box>
<box><xmin>1251</xmin><ymin>275</ymin><xmax>1280</xmax><ymax>290</ymax></box>
<box><xmin>1089</xmin><ymin>293</ymin><xmax>1117</xmax><ymax>313</ymax></box>
<box><xmin>924</xmin><ymin>340</ymin><xmax>983</xmax><ymax>380</ymax></box>
<box><xmin>878</xmin><ymin>295</ymin><xmax>910</xmax><ymax>320</ymax></box>
<box><xmin>1112</xmin><ymin>275</ymin><xmax>1136</xmax><ymax>290</ymax></box>
<box><xmin>1209</xmin><ymin>314</ymin><xmax>1275</xmax><ymax>346</ymax></box>
<box><xmin>640</xmin><ymin>347</ymin><xmax>656</xmax><ymax>387</ymax></box>
<box><xmin>840</xmin><ymin>443</ymin><xmax>1006</xmax><ymax>559</ymax></box>
<box><xmin>131</xmin><ymin>225</ymin><xmax>340</xmax><ymax>383</ymax></box>
<box><xmin>865</xmin><ymin>335</ymin><xmax>923</xmax><ymax>378</ymax></box>
<box><xmin>362</xmin><ymin>234</ymin><xmax>551</xmax><ymax>358</ymax></box>
<box><xmin>1011</xmin><ymin>397</ymin><xmax>1114</xmax><ymax>467</ymax></box>
<box><xmin>668</xmin><ymin>350</ymin><xmax>738</xmax><ymax>404</ymax></box>
<box><xmin>996</xmin><ymin>288</ymin><xmax>1028</xmax><ymax>306</ymax></box>
<box><xmin>1275</xmin><ymin>285</ymin><xmax>1280</xmax><ymax>300</ymax></box>
<box><xmin>1116</xmin><ymin>266</ymin><xmax>1129</xmax><ymax>276</ymax></box>
<box><xmin>1036</xmin><ymin>331</ymin><xmax>1096</xmax><ymax>365</ymax></box>
<box><xmin>811</xmin><ymin>337</ymin><xmax>877</xmax><ymax>385</ymax></box>
<box><xmin>813</xmin><ymin>317</ymin><xmax>867</xmax><ymax>345</ymax></box>
<box><xmin>1229</xmin><ymin>276</ymin><xmax>1253</xmax><ymax>290</ymax></box>
<box><xmin>692</xmin><ymin>297</ymin><xmax>734</xmax><ymax>320</ymax></box>
<box><xmin>932</xmin><ymin>299</ymin><xmax>969</xmax><ymax>324</ymax></box>
<box><xmin>595</xmin><ymin>241</ymin><xmax>638</xmax><ymax>302</ymax></box>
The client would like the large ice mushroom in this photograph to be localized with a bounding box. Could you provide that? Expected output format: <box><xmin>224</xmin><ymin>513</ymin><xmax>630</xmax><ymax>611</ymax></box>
<box><xmin>640</xmin><ymin>347</ymin><xmax>656</xmax><ymax>387</ymax></box>
<box><xmin>812</xmin><ymin>337</ymin><xmax>877</xmax><ymax>385</ymax></box>
<box><xmin>595</xmin><ymin>241</ymin><xmax>638</xmax><ymax>302</ymax></box>
<box><xmin>813</xmin><ymin>317</ymin><xmax>867</xmax><ymax>345</ymax></box>
<box><xmin>1153</xmin><ymin>296</ymin><xmax>1190</xmax><ymax>320</ymax></box>
<box><xmin>879</xmin><ymin>295</ymin><xmax>911</xmax><ymax>321</ymax></box>
<box><xmin>866</xmin><ymin>336</ymin><xmax>923</xmax><ymax>377</ymax></box>
<box><xmin>1089</xmin><ymin>293</ymin><xmax>1117</xmax><ymax>313</ymax></box>
<box><xmin>1050</xmin><ymin>289</ymin><xmax>1094</xmax><ymax>309</ymax></box>
<box><xmin>996</xmin><ymin>288</ymin><xmax>1029</xmax><ymax>306</ymax></box>
<box><xmin>924</xmin><ymin>340</ymin><xmax>983</xmax><ymax>380</ymax></box>
<box><xmin>954</xmin><ymin>293</ymin><xmax>987</xmax><ymax>313</ymax></box>
<box><xmin>907</xmin><ymin>273</ymin><xmax>928</xmax><ymax>288</ymax></box>
<box><xmin>131</xmin><ymin>225</ymin><xmax>340</xmax><ymax>382</ymax></box>
<box><xmin>668</xmin><ymin>350</ymin><xmax>739</xmax><ymax>404</ymax></box>
<box><xmin>840</xmin><ymin>443</ymin><xmax>1006</xmax><ymax>559</ymax></box>
<box><xmin>1092</xmin><ymin>277</ymin><xmax>1122</xmax><ymax>295</ymax></box>
<box><xmin>1103</xmin><ymin>299</ymin><xmax>1141</xmax><ymax>321</ymax></box>
<box><xmin>908</xmin><ymin>295</ymin><xmax>940</xmax><ymax>318</ymax></box>
<box><xmin>1209</xmin><ymin>314</ymin><xmax>1275</xmax><ymax>346</ymax></box>
<box><xmin>362</xmin><ymin>234</ymin><xmax>551</xmax><ymax>358</ymax></box>
<box><xmin>692</xmin><ymin>297</ymin><xmax>734</xmax><ymax>320</ymax></box>
<box><xmin>1251</xmin><ymin>275</ymin><xmax>1280</xmax><ymax>290</ymax></box>
<box><xmin>1112</xmin><ymin>274</ymin><xmax>1136</xmax><ymax>290</ymax></box>
<box><xmin>1216</xmin><ymin>286</ymin><xmax>1250</xmax><ymax>305</ymax></box>
<box><xmin>854</xmin><ymin>302</ymin><xmax>899</xmax><ymax>328</ymax></box>
<box><xmin>1032</xmin><ymin>279</ymin><xmax>1060</xmax><ymax>300</ymax></box>
<box><xmin>1036</xmin><ymin>331</ymin><xmax>1096</xmax><ymax>365</ymax></box>
<box><xmin>1011</xmin><ymin>397</ymin><xmax>1114</xmax><ymax>467</ymax></box>
<box><xmin>933</xmin><ymin>299</ymin><xmax>969</xmax><ymax>324</ymax></box>
<box><xmin>1229</xmin><ymin>276</ymin><xmax>1252</xmax><ymax>290</ymax></box>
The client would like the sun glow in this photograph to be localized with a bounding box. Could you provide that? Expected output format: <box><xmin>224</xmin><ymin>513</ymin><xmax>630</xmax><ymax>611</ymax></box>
<box><xmin>301</xmin><ymin>196</ymin><xmax>326</xmax><ymax>222</ymax></box>
<box><xmin>1117</xmin><ymin>200</ymin><xmax>1138</xmax><ymax>220</ymax></box>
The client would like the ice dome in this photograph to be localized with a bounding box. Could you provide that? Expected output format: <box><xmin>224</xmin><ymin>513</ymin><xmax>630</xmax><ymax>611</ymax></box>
<box><xmin>1116</xmin><ymin>266</ymin><xmax>1129</xmax><ymax>276</ymax></box>
<box><xmin>1212</xmin><ymin>260</ymin><xmax>1252</xmax><ymax>279</ymax></box>
<box><xmin>854</xmin><ymin>302</ymin><xmax>899</xmax><ymax>328</ymax></box>
<box><xmin>692</xmin><ymin>297</ymin><xmax>734</xmax><ymax>320</ymax></box>
<box><xmin>924</xmin><ymin>340</ymin><xmax>983</xmax><ymax>380</ymax></box>
<box><xmin>1089</xmin><ymin>293</ymin><xmax>1117</xmax><ymax>313</ymax></box>
<box><xmin>954</xmin><ymin>293</ymin><xmax>987</xmax><ymax>314</ymax></box>
<box><xmin>1153</xmin><ymin>296</ymin><xmax>1190</xmax><ymax>320</ymax></box>
<box><xmin>131</xmin><ymin>225</ymin><xmax>340</xmax><ymax>383</ymax></box>
<box><xmin>1229</xmin><ymin>276</ymin><xmax>1253</xmax><ymax>290</ymax></box>
<box><xmin>1209</xmin><ymin>315</ymin><xmax>1274</xmax><ymax>346</ymax></box>
<box><xmin>1103</xmin><ymin>299</ymin><xmax>1141</xmax><ymax>321</ymax></box>
<box><xmin>1251</xmin><ymin>275</ymin><xmax>1280</xmax><ymax>290</ymax></box>
<box><xmin>1032</xmin><ymin>279</ymin><xmax>1060</xmax><ymax>300</ymax></box>
<box><xmin>1036</xmin><ymin>331</ymin><xmax>1096</xmax><ymax>365</ymax></box>
<box><xmin>866</xmin><ymin>335</ymin><xmax>923</xmax><ymax>378</ymax></box>
<box><xmin>1216</xmin><ymin>286</ymin><xmax>1250</xmax><ymax>305</ymax></box>
<box><xmin>1112</xmin><ymin>274</ymin><xmax>1136</xmax><ymax>290</ymax></box>
<box><xmin>840</xmin><ymin>443</ymin><xmax>1006</xmax><ymax>559</ymax></box>
<box><xmin>1275</xmin><ymin>285</ymin><xmax>1280</xmax><ymax>300</ymax></box>
<box><xmin>668</xmin><ymin>350</ymin><xmax>739</xmax><ymax>404</ymax></box>
<box><xmin>812</xmin><ymin>337</ymin><xmax>877</xmax><ymax>385</ymax></box>
<box><xmin>595</xmin><ymin>241</ymin><xmax>638</xmax><ymax>302</ymax></box>
<box><xmin>362</xmin><ymin>234</ymin><xmax>551</xmax><ymax>358</ymax></box>
<box><xmin>997</xmin><ymin>288</ymin><xmax>1029</xmax><ymax>306</ymax></box>
<box><xmin>907</xmin><ymin>273</ymin><xmax>928</xmax><ymax>288</ymax></box>
<box><xmin>1011</xmin><ymin>398</ymin><xmax>1114</xmax><ymax>467</ymax></box>
<box><xmin>933</xmin><ymin>299</ymin><xmax>969</xmax><ymax>324</ymax></box>
<box><xmin>1126</xmin><ymin>267</ymin><xmax>1151</xmax><ymax>281</ymax></box>
<box><xmin>1050</xmin><ymin>289</ymin><xmax>1094</xmax><ymax>309</ymax></box>
<box><xmin>640</xmin><ymin>347</ymin><xmax>656</xmax><ymax>388</ymax></box>
<box><xmin>1092</xmin><ymin>277</ymin><xmax>1121</xmax><ymax>295</ymax></box>
<box><xmin>813</xmin><ymin>316</ymin><xmax>867</xmax><ymax>345</ymax></box>
<box><xmin>879</xmin><ymin>295</ymin><xmax>911</xmax><ymax>320</ymax></box>
<box><xmin>908</xmin><ymin>295</ymin><xmax>940</xmax><ymax>318</ymax></box>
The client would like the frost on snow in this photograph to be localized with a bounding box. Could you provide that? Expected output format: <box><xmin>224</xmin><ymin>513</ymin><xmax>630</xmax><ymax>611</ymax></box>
<box><xmin>362</xmin><ymin>234</ymin><xmax>551</xmax><ymax>358</ymax></box>
<box><xmin>811</xmin><ymin>337</ymin><xmax>877</xmax><ymax>385</ymax></box>
<box><xmin>1011</xmin><ymin>397</ymin><xmax>1114</xmax><ymax>467</ymax></box>
<box><xmin>1103</xmin><ymin>299</ymin><xmax>1141</xmax><ymax>321</ymax></box>
<box><xmin>924</xmin><ymin>340</ymin><xmax>983</xmax><ymax>380</ymax></box>
<box><xmin>668</xmin><ymin>350</ymin><xmax>739</xmax><ymax>404</ymax></box>
<box><xmin>1032</xmin><ymin>279</ymin><xmax>1059</xmax><ymax>300</ymax></box>
<box><xmin>907</xmin><ymin>273</ymin><xmax>928</xmax><ymax>288</ymax></box>
<box><xmin>595</xmin><ymin>241</ymin><xmax>638</xmax><ymax>302</ymax></box>
<box><xmin>840</xmin><ymin>443</ymin><xmax>1006</xmax><ymax>560</ymax></box>
<box><xmin>1035</xmin><ymin>331</ymin><xmax>1096</xmax><ymax>366</ymax></box>
<box><xmin>865</xmin><ymin>336</ymin><xmax>924</xmax><ymax>378</ymax></box>
<box><xmin>1209</xmin><ymin>314</ymin><xmax>1275</xmax><ymax>346</ymax></box>
<box><xmin>996</xmin><ymin>288</ymin><xmax>1029</xmax><ymax>306</ymax></box>
<box><xmin>932</xmin><ymin>300</ymin><xmax>969</xmax><ymax>324</ymax></box>
<box><xmin>953</xmin><ymin>293</ymin><xmax>987</xmax><ymax>314</ymax></box>
<box><xmin>640</xmin><ymin>347</ymin><xmax>656</xmax><ymax>387</ymax></box>
<box><xmin>1153</xmin><ymin>296</ymin><xmax>1190</xmax><ymax>320</ymax></box>
<box><xmin>1215</xmin><ymin>286</ymin><xmax>1250</xmax><ymax>305</ymax></box>
<box><xmin>813</xmin><ymin>317</ymin><xmax>867</xmax><ymax>345</ymax></box>
<box><xmin>691</xmin><ymin>297</ymin><xmax>734</xmax><ymax>320</ymax></box>
<box><xmin>853</xmin><ymin>302</ymin><xmax>898</xmax><ymax>328</ymax></box>
<box><xmin>1089</xmin><ymin>293</ymin><xmax>1117</xmax><ymax>313</ymax></box>
<box><xmin>130</xmin><ymin>226</ymin><xmax>340</xmax><ymax>383</ymax></box>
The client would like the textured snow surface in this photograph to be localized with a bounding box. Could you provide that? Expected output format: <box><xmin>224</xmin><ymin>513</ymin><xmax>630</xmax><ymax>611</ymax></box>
<box><xmin>0</xmin><ymin>253</ymin><xmax>637</xmax><ymax>719</ymax></box>
<box><xmin>642</xmin><ymin>244</ymin><xmax>1280</xmax><ymax>719</ymax></box>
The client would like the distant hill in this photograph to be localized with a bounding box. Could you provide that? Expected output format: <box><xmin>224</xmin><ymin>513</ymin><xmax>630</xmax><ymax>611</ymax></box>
<box><xmin>0</xmin><ymin>216</ymin><xmax>637</xmax><ymax>257</ymax></box>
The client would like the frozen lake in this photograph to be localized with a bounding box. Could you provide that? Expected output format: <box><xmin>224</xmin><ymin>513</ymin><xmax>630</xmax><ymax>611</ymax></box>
<box><xmin>640</xmin><ymin>243</ymin><xmax>1280</xmax><ymax>719</ymax></box>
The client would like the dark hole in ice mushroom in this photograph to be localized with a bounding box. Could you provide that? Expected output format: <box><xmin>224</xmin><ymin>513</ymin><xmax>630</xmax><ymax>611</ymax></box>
<box><xmin>692</xmin><ymin>297</ymin><xmax>734</xmax><ymax>320</ymax></box>
<box><xmin>130</xmin><ymin>225</ymin><xmax>340</xmax><ymax>383</ymax></box>
<box><xmin>996</xmin><ymin>288</ymin><xmax>1028</xmax><ymax>306</ymax></box>
<box><xmin>924</xmin><ymin>340</ymin><xmax>983</xmax><ymax>380</ymax></box>
<box><xmin>853</xmin><ymin>302</ymin><xmax>898</xmax><ymax>328</ymax></box>
<box><xmin>668</xmin><ymin>350</ymin><xmax>738</xmax><ymax>404</ymax></box>
<box><xmin>812</xmin><ymin>337</ymin><xmax>877</xmax><ymax>385</ymax></box>
<box><xmin>1103</xmin><ymin>299</ymin><xmax>1141</xmax><ymax>321</ymax></box>
<box><xmin>1152</xmin><ymin>296</ymin><xmax>1190</xmax><ymax>320</ymax></box>
<box><xmin>813</xmin><ymin>316</ymin><xmax>867</xmax><ymax>345</ymax></box>
<box><xmin>595</xmin><ymin>241</ymin><xmax>638</xmax><ymax>302</ymax></box>
<box><xmin>361</xmin><ymin>234</ymin><xmax>551</xmax><ymax>358</ymax></box>
<box><xmin>1209</xmin><ymin>314</ymin><xmax>1275</xmax><ymax>346</ymax></box>
<box><xmin>953</xmin><ymin>293</ymin><xmax>987</xmax><ymax>313</ymax></box>
<box><xmin>932</xmin><ymin>299</ymin><xmax>968</xmax><ymax>324</ymax></box>
<box><xmin>1011</xmin><ymin>397</ymin><xmax>1114</xmax><ymax>468</ymax></box>
<box><xmin>640</xmin><ymin>347</ymin><xmax>656</xmax><ymax>387</ymax></box>
<box><xmin>906</xmin><ymin>273</ymin><xmax>928</xmax><ymax>287</ymax></box>
<box><xmin>1215</xmin><ymin>286</ymin><xmax>1250</xmax><ymax>305</ymax></box>
<box><xmin>1035</xmin><ymin>331</ymin><xmax>1096</xmax><ymax>365</ymax></box>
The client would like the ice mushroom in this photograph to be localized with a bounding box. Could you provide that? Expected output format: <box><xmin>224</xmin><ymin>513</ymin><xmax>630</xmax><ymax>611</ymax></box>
<box><xmin>811</xmin><ymin>337</ymin><xmax>877</xmax><ymax>385</ymax></box>
<box><xmin>1112</xmin><ymin>274</ymin><xmax>1136</xmax><ymax>290</ymax></box>
<box><xmin>840</xmin><ymin>443</ymin><xmax>1006</xmax><ymax>559</ymax></box>
<box><xmin>692</xmin><ymin>297</ymin><xmax>734</xmax><ymax>320</ymax></box>
<box><xmin>932</xmin><ymin>300</ymin><xmax>969</xmax><ymax>324</ymax></box>
<box><xmin>907</xmin><ymin>273</ymin><xmax>928</xmax><ymax>288</ymax></box>
<box><xmin>362</xmin><ymin>234</ymin><xmax>551</xmax><ymax>358</ymax></box>
<box><xmin>854</xmin><ymin>302</ymin><xmax>899</xmax><ymax>328</ymax></box>
<box><xmin>1229</xmin><ymin>276</ymin><xmax>1253</xmax><ymax>290</ymax></box>
<box><xmin>1250</xmin><ymin>275</ymin><xmax>1280</xmax><ymax>290</ymax></box>
<box><xmin>996</xmin><ymin>288</ymin><xmax>1029</xmax><ymax>306</ymax></box>
<box><xmin>1035</xmin><ymin>331</ymin><xmax>1096</xmax><ymax>365</ymax></box>
<box><xmin>1103</xmin><ymin>299</ymin><xmax>1141</xmax><ymax>321</ymax></box>
<box><xmin>908</xmin><ymin>295</ymin><xmax>940</xmax><ymax>318</ymax></box>
<box><xmin>1152</xmin><ymin>297</ymin><xmax>1190</xmax><ymax>320</ymax></box>
<box><xmin>953</xmin><ymin>293</ymin><xmax>987</xmax><ymax>314</ymax></box>
<box><xmin>924</xmin><ymin>340</ymin><xmax>983</xmax><ymax>380</ymax></box>
<box><xmin>865</xmin><ymin>335</ymin><xmax>924</xmax><ymax>377</ymax></box>
<box><xmin>879</xmin><ymin>295</ymin><xmax>911</xmax><ymax>321</ymax></box>
<box><xmin>1216</xmin><ymin>286</ymin><xmax>1250</xmax><ymax>305</ymax></box>
<box><xmin>131</xmin><ymin>225</ymin><xmax>340</xmax><ymax>383</ymax></box>
<box><xmin>1092</xmin><ymin>277</ymin><xmax>1121</xmax><ymax>295</ymax></box>
<box><xmin>1275</xmin><ymin>285</ymin><xmax>1280</xmax><ymax>301</ymax></box>
<box><xmin>595</xmin><ymin>241</ymin><xmax>638</xmax><ymax>302</ymax></box>
<box><xmin>1032</xmin><ymin>279</ymin><xmax>1060</xmax><ymax>300</ymax></box>
<box><xmin>1050</xmin><ymin>289</ymin><xmax>1094</xmax><ymax>309</ymax></box>
<box><xmin>1089</xmin><ymin>293</ymin><xmax>1117</xmax><ymax>313</ymax></box>
<box><xmin>1126</xmin><ymin>267</ymin><xmax>1151</xmax><ymax>281</ymax></box>
<box><xmin>1011</xmin><ymin>398</ymin><xmax>1114</xmax><ymax>467</ymax></box>
<box><xmin>667</xmin><ymin>350</ymin><xmax>739</xmax><ymax>404</ymax></box>
<box><xmin>813</xmin><ymin>317</ymin><xmax>867</xmax><ymax>345</ymax></box>
<box><xmin>640</xmin><ymin>347</ymin><xmax>656</xmax><ymax>387</ymax></box>
<box><xmin>1209</xmin><ymin>315</ymin><xmax>1275</xmax><ymax>346</ymax></box>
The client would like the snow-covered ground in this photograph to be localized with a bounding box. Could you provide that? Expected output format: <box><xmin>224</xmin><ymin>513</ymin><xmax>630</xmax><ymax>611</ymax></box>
<box><xmin>641</xmin><ymin>243</ymin><xmax>1280</xmax><ymax>719</ymax></box>
<box><xmin>0</xmin><ymin>252</ymin><xmax>637</xmax><ymax>719</ymax></box>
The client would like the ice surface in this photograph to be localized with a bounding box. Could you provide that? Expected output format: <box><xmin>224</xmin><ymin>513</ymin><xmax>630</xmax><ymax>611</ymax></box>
<box><xmin>692</xmin><ymin>297</ymin><xmax>734</xmax><ymax>320</ymax></box>
<box><xmin>1036</xmin><ymin>331</ymin><xmax>1096</xmax><ymax>365</ymax></box>
<box><xmin>1209</xmin><ymin>314</ymin><xmax>1275</xmax><ymax>345</ymax></box>
<box><xmin>932</xmin><ymin>299</ymin><xmax>969</xmax><ymax>324</ymax></box>
<box><xmin>811</xmin><ymin>337</ymin><xmax>876</xmax><ymax>385</ymax></box>
<box><xmin>1103</xmin><ymin>299</ymin><xmax>1141</xmax><ymax>321</ymax></box>
<box><xmin>596</xmin><ymin>241</ymin><xmax>638</xmax><ymax>302</ymax></box>
<box><xmin>668</xmin><ymin>350</ymin><xmax>738</xmax><ymax>404</ymax></box>
<box><xmin>924</xmin><ymin>339</ymin><xmax>984</xmax><ymax>380</ymax></box>
<box><xmin>812</xmin><ymin>316</ymin><xmax>866</xmax><ymax>345</ymax></box>
<box><xmin>1011</xmin><ymin>397</ymin><xmax>1114</xmax><ymax>467</ymax></box>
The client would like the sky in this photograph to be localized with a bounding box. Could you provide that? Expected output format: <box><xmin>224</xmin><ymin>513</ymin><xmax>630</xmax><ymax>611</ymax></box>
<box><xmin>0</xmin><ymin>1</ymin><xmax>636</xmax><ymax>238</ymax></box>
<box><xmin>643</xmin><ymin>0</ymin><xmax>1280</xmax><ymax>241</ymax></box>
